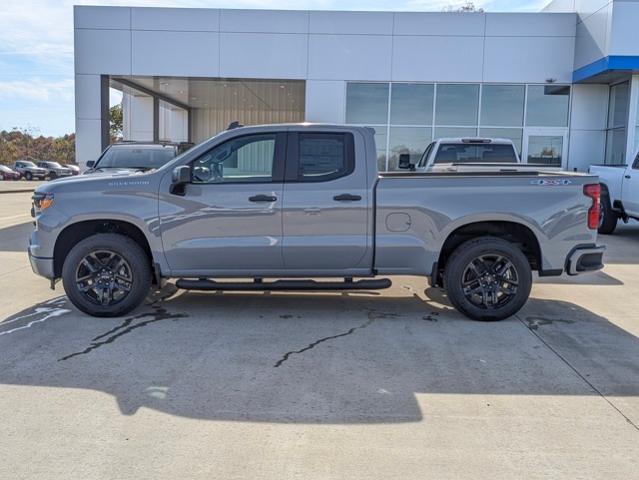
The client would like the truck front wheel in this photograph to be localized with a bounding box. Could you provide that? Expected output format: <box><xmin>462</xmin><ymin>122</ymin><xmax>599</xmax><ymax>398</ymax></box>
<box><xmin>444</xmin><ymin>237</ymin><xmax>532</xmax><ymax>321</ymax></box>
<box><xmin>62</xmin><ymin>233</ymin><xmax>152</xmax><ymax>317</ymax></box>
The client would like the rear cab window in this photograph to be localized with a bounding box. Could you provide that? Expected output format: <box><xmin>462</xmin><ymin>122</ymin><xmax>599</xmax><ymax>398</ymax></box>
<box><xmin>434</xmin><ymin>143</ymin><xmax>518</xmax><ymax>164</ymax></box>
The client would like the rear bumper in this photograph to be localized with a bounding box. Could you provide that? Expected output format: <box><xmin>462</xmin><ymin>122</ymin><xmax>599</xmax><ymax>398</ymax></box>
<box><xmin>566</xmin><ymin>245</ymin><xmax>605</xmax><ymax>276</ymax></box>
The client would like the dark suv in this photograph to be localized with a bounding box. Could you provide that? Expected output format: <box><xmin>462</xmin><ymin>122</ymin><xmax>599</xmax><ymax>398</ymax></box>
<box><xmin>85</xmin><ymin>142</ymin><xmax>192</xmax><ymax>174</ymax></box>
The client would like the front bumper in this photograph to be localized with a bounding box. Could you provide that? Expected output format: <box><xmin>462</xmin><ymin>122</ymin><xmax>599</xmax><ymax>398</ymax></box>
<box><xmin>566</xmin><ymin>245</ymin><xmax>605</xmax><ymax>276</ymax></box>
<box><xmin>28</xmin><ymin>245</ymin><xmax>55</xmax><ymax>279</ymax></box>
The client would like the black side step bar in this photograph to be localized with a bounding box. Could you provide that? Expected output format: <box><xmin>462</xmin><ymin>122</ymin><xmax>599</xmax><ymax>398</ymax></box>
<box><xmin>175</xmin><ymin>278</ymin><xmax>392</xmax><ymax>291</ymax></box>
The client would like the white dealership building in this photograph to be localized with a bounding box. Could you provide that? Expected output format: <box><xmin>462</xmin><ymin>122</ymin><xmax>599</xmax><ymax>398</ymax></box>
<box><xmin>74</xmin><ymin>1</ymin><xmax>639</xmax><ymax>171</ymax></box>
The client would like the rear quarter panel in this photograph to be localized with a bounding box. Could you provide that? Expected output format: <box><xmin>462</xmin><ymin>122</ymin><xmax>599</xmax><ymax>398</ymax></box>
<box><xmin>375</xmin><ymin>173</ymin><xmax>598</xmax><ymax>276</ymax></box>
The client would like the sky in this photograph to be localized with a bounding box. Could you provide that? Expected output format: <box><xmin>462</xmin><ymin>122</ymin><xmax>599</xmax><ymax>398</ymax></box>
<box><xmin>0</xmin><ymin>0</ymin><xmax>548</xmax><ymax>137</ymax></box>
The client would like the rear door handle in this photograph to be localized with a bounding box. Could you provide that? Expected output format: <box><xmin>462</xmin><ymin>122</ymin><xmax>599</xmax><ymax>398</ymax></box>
<box><xmin>625</xmin><ymin>175</ymin><xmax>631</xmax><ymax>179</ymax></box>
<box><xmin>249</xmin><ymin>194</ymin><xmax>277</xmax><ymax>202</ymax></box>
<box><xmin>333</xmin><ymin>193</ymin><xmax>362</xmax><ymax>202</ymax></box>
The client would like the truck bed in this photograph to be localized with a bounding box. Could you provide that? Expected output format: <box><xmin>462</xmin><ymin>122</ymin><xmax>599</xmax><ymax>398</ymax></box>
<box><xmin>373</xmin><ymin>170</ymin><xmax>598</xmax><ymax>277</ymax></box>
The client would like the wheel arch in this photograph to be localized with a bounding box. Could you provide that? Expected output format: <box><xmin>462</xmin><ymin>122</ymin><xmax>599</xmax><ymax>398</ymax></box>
<box><xmin>432</xmin><ymin>220</ymin><xmax>542</xmax><ymax>287</ymax></box>
<box><xmin>53</xmin><ymin>219</ymin><xmax>155</xmax><ymax>281</ymax></box>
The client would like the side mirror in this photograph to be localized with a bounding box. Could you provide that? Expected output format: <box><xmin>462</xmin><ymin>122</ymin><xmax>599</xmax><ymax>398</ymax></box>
<box><xmin>86</xmin><ymin>160</ymin><xmax>95</xmax><ymax>169</ymax></box>
<box><xmin>170</xmin><ymin>165</ymin><xmax>191</xmax><ymax>195</ymax></box>
<box><xmin>398</xmin><ymin>153</ymin><xmax>414</xmax><ymax>170</ymax></box>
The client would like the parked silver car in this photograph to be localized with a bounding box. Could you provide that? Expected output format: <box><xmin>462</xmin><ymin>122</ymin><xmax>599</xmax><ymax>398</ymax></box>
<box><xmin>36</xmin><ymin>161</ymin><xmax>73</xmax><ymax>180</ymax></box>
<box><xmin>13</xmin><ymin>160</ymin><xmax>47</xmax><ymax>180</ymax></box>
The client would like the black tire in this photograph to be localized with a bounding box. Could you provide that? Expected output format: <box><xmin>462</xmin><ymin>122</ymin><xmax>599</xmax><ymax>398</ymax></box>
<box><xmin>444</xmin><ymin>236</ymin><xmax>532</xmax><ymax>321</ymax></box>
<box><xmin>25</xmin><ymin>171</ymin><xmax>32</xmax><ymax>181</ymax></box>
<box><xmin>62</xmin><ymin>233</ymin><xmax>152</xmax><ymax>317</ymax></box>
<box><xmin>598</xmin><ymin>189</ymin><xmax>618</xmax><ymax>234</ymax></box>
<box><xmin>49</xmin><ymin>172</ymin><xmax>57</xmax><ymax>180</ymax></box>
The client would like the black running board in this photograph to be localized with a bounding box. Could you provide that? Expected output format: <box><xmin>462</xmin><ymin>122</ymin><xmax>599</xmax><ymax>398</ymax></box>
<box><xmin>175</xmin><ymin>278</ymin><xmax>392</xmax><ymax>291</ymax></box>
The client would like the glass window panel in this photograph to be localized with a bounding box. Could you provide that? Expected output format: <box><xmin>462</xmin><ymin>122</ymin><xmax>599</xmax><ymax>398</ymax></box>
<box><xmin>388</xmin><ymin>127</ymin><xmax>433</xmax><ymax>170</ymax></box>
<box><xmin>479</xmin><ymin>128</ymin><xmax>523</xmax><ymax>155</ymax></box>
<box><xmin>390</xmin><ymin>83</ymin><xmax>434</xmax><ymax>125</ymax></box>
<box><xmin>435</xmin><ymin>84</ymin><xmax>479</xmax><ymax>126</ymax></box>
<box><xmin>480</xmin><ymin>85</ymin><xmax>524</xmax><ymax>127</ymax></box>
<box><xmin>605</xmin><ymin>128</ymin><xmax>627</xmax><ymax>165</ymax></box>
<box><xmin>525</xmin><ymin>85</ymin><xmax>570</xmax><ymax>127</ymax></box>
<box><xmin>607</xmin><ymin>82</ymin><xmax>629</xmax><ymax>129</ymax></box>
<box><xmin>434</xmin><ymin>127</ymin><xmax>477</xmax><ymax>139</ymax></box>
<box><xmin>526</xmin><ymin>135</ymin><xmax>563</xmax><ymax>166</ymax></box>
<box><xmin>346</xmin><ymin>83</ymin><xmax>389</xmax><ymax>124</ymax></box>
<box><xmin>192</xmin><ymin>134</ymin><xmax>275</xmax><ymax>183</ymax></box>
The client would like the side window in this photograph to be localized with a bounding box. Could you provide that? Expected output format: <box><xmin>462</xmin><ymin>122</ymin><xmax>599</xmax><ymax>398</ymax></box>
<box><xmin>192</xmin><ymin>134</ymin><xmax>277</xmax><ymax>184</ymax></box>
<box><xmin>633</xmin><ymin>153</ymin><xmax>639</xmax><ymax>170</ymax></box>
<box><xmin>294</xmin><ymin>133</ymin><xmax>354</xmax><ymax>182</ymax></box>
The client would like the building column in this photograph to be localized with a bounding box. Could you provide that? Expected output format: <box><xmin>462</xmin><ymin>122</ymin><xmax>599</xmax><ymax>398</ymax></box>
<box><xmin>74</xmin><ymin>74</ymin><xmax>105</xmax><ymax>168</ymax></box>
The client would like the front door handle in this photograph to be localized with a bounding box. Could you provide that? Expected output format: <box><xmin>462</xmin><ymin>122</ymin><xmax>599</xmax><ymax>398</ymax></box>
<box><xmin>625</xmin><ymin>175</ymin><xmax>631</xmax><ymax>179</ymax></box>
<box><xmin>333</xmin><ymin>193</ymin><xmax>362</xmax><ymax>202</ymax></box>
<box><xmin>249</xmin><ymin>194</ymin><xmax>277</xmax><ymax>202</ymax></box>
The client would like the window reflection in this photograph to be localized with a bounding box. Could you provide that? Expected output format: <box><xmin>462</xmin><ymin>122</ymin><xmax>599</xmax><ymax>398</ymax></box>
<box><xmin>481</xmin><ymin>85</ymin><xmax>524</xmax><ymax>127</ymax></box>
<box><xmin>435</xmin><ymin>84</ymin><xmax>479</xmax><ymax>126</ymax></box>
<box><xmin>345</xmin><ymin>83</ymin><xmax>389</xmax><ymax>124</ymax></box>
<box><xmin>526</xmin><ymin>135</ymin><xmax>563</xmax><ymax>166</ymax></box>
<box><xmin>390</xmin><ymin>83</ymin><xmax>433</xmax><ymax>125</ymax></box>
<box><xmin>434</xmin><ymin>127</ymin><xmax>477</xmax><ymax>139</ymax></box>
<box><xmin>526</xmin><ymin>85</ymin><xmax>569</xmax><ymax>127</ymax></box>
<box><xmin>388</xmin><ymin>127</ymin><xmax>432</xmax><ymax>170</ymax></box>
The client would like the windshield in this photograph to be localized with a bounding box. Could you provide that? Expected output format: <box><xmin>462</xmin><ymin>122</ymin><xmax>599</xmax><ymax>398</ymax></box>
<box><xmin>21</xmin><ymin>161</ymin><xmax>37</xmax><ymax>168</ymax></box>
<box><xmin>433</xmin><ymin>144</ymin><xmax>518</xmax><ymax>164</ymax></box>
<box><xmin>45</xmin><ymin>162</ymin><xmax>62</xmax><ymax>168</ymax></box>
<box><xmin>0</xmin><ymin>165</ymin><xmax>10</xmax><ymax>172</ymax></box>
<box><xmin>96</xmin><ymin>146</ymin><xmax>177</xmax><ymax>169</ymax></box>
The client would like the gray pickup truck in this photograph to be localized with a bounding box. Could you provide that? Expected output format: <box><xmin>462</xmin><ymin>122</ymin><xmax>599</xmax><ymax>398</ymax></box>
<box><xmin>29</xmin><ymin>124</ymin><xmax>605</xmax><ymax>321</ymax></box>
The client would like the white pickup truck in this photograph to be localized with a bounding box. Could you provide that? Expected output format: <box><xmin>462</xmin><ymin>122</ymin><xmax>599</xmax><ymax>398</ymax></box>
<box><xmin>590</xmin><ymin>156</ymin><xmax>639</xmax><ymax>234</ymax></box>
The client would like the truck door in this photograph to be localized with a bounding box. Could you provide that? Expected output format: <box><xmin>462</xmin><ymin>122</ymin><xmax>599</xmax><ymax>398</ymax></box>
<box><xmin>281</xmin><ymin>130</ymin><xmax>372</xmax><ymax>273</ymax></box>
<box><xmin>624</xmin><ymin>154</ymin><xmax>639</xmax><ymax>216</ymax></box>
<box><xmin>159</xmin><ymin>132</ymin><xmax>286</xmax><ymax>275</ymax></box>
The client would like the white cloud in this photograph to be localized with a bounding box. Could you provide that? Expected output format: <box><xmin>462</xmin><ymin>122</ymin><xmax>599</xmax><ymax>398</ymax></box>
<box><xmin>0</xmin><ymin>78</ymin><xmax>74</xmax><ymax>102</ymax></box>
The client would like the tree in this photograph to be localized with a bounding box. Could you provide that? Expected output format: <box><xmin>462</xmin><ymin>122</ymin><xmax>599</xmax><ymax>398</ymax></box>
<box><xmin>442</xmin><ymin>2</ymin><xmax>484</xmax><ymax>12</ymax></box>
<box><xmin>0</xmin><ymin>129</ymin><xmax>76</xmax><ymax>166</ymax></box>
<box><xmin>109</xmin><ymin>104</ymin><xmax>123</xmax><ymax>141</ymax></box>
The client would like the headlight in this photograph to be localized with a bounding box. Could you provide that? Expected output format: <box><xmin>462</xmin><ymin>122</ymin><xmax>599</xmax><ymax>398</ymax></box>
<box><xmin>32</xmin><ymin>192</ymin><xmax>54</xmax><ymax>212</ymax></box>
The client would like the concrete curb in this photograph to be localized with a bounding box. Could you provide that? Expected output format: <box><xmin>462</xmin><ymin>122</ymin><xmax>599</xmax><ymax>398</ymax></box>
<box><xmin>0</xmin><ymin>189</ymin><xmax>35</xmax><ymax>195</ymax></box>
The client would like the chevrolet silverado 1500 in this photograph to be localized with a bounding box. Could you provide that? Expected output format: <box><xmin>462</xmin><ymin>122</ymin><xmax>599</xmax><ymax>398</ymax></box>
<box><xmin>29</xmin><ymin>124</ymin><xmax>605</xmax><ymax>320</ymax></box>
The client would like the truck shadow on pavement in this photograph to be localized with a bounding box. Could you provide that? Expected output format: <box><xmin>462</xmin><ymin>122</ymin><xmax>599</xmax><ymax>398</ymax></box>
<box><xmin>0</xmin><ymin>222</ymin><xmax>31</xmax><ymax>252</ymax></box>
<box><xmin>1</xmin><ymin>283</ymin><xmax>638</xmax><ymax>424</ymax></box>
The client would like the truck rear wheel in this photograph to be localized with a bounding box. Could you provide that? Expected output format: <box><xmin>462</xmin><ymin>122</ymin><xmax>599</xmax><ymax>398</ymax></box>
<box><xmin>444</xmin><ymin>237</ymin><xmax>532</xmax><ymax>321</ymax></box>
<box><xmin>598</xmin><ymin>190</ymin><xmax>618</xmax><ymax>234</ymax></box>
<box><xmin>62</xmin><ymin>233</ymin><xmax>152</xmax><ymax>317</ymax></box>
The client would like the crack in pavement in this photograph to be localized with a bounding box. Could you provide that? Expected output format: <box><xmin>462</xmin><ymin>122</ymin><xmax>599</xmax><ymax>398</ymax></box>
<box><xmin>273</xmin><ymin>310</ymin><xmax>399</xmax><ymax>368</ymax></box>
<box><xmin>58</xmin><ymin>304</ymin><xmax>187</xmax><ymax>362</ymax></box>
